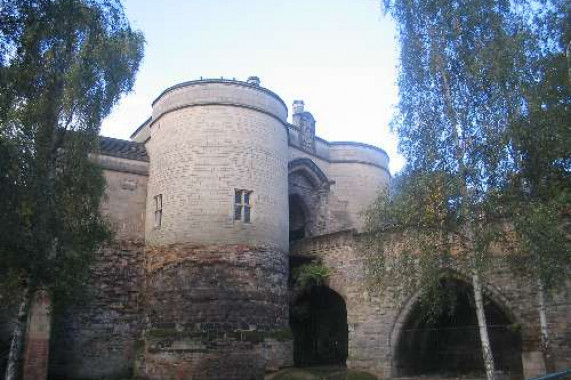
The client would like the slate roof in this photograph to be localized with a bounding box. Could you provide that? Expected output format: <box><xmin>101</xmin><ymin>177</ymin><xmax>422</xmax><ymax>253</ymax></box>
<box><xmin>99</xmin><ymin>136</ymin><xmax>148</xmax><ymax>162</ymax></box>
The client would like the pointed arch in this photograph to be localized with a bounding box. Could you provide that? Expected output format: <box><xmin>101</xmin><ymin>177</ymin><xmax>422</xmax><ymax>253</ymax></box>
<box><xmin>288</xmin><ymin>158</ymin><xmax>331</xmax><ymax>240</ymax></box>
<box><xmin>290</xmin><ymin>285</ymin><xmax>348</xmax><ymax>367</ymax></box>
<box><xmin>288</xmin><ymin>158</ymin><xmax>330</xmax><ymax>190</ymax></box>
<box><xmin>389</xmin><ymin>272</ymin><xmax>524</xmax><ymax>378</ymax></box>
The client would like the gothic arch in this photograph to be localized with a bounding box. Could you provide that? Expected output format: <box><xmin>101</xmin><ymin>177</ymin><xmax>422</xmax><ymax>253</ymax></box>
<box><xmin>288</xmin><ymin>158</ymin><xmax>331</xmax><ymax>239</ymax></box>
<box><xmin>288</xmin><ymin>158</ymin><xmax>330</xmax><ymax>191</ymax></box>
<box><xmin>289</xmin><ymin>193</ymin><xmax>311</xmax><ymax>241</ymax></box>
<box><xmin>389</xmin><ymin>271</ymin><xmax>524</xmax><ymax>378</ymax></box>
<box><xmin>290</xmin><ymin>285</ymin><xmax>348</xmax><ymax>367</ymax></box>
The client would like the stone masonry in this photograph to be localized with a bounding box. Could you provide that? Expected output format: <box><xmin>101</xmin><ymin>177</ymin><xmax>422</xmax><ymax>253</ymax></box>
<box><xmin>0</xmin><ymin>77</ymin><xmax>567</xmax><ymax>380</ymax></box>
<box><xmin>290</xmin><ymin>231</ymin><xmax>571</xmax><ymax>379</ymax></box>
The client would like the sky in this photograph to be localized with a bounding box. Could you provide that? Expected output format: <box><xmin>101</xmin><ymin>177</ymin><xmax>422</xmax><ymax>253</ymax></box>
<box><xmin>100</xmin><ymin>0</ymin><xmax>405</xmax><ymax>173</ymax></box>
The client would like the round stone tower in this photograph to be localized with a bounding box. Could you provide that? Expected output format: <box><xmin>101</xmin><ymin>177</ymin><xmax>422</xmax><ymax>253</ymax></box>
<box><xmin>140</xmin><ymin>78</ymin><xmax>291</xmax><ymax>380</ymax></box>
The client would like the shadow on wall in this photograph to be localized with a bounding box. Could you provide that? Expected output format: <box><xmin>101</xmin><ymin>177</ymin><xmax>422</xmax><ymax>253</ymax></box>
<box><xmin>290</xmin><ymin>194</ymin><xmax>309</xmax><ymax>241</ymax></box>
<box><xmin>290</xmin><ymin>285</ymin><xmax>348</xmax><ymax>367</ymax></box>
<box><xmin>395</xmin><ymin>279</ymin><xmax>523</xmax><ymax>379</ymax></box>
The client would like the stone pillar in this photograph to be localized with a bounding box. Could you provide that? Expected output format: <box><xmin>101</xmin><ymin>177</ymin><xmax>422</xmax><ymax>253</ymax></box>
<box><xmin>522</xmin><ymin>350</ymin><xmax>547</xmax><ymax>379</ymax></box>
<box><xmin>22</xmin><ymin>290</ymin><xmax>51</xmax><ymax>380</ymax></box>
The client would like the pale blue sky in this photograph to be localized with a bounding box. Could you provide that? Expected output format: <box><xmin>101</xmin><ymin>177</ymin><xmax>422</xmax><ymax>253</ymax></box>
<box><xmin>101</xmin><ymin>0</ymin><xmax>404</xmax><ymax>172</ymax></box>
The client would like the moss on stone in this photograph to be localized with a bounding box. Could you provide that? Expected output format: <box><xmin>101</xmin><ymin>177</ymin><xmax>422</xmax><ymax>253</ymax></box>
<box><xmin>144</xmin><ymin>327</ymin><xmax>292</xmax><ymax>344</ymax></box>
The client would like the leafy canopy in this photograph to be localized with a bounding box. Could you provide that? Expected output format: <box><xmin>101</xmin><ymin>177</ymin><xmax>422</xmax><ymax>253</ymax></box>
<box><xmin>0</xmin><ymin>0</ymin><xmax>144</xmax><ymax>305</ymax></box>
<box><xmin>366</xmin><ymin>0</ymin><xmax>570</xmax><ymax>305</ymax></box>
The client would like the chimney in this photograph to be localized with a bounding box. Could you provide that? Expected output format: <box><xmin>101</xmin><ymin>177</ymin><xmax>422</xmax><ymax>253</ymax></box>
<box><xmin>292</xmin><ymin>100</ymin><xmax>305</xmax><ymax>114</ymax></box>
<box><xmin>246</xmin><ymin>76</ymin><xmax>260</xmax><ymax>86</ymax></box>
<box><xmin>291</xmin><ymin>100</ymin><xmax>316</xmax><ymax>153</ymax></box>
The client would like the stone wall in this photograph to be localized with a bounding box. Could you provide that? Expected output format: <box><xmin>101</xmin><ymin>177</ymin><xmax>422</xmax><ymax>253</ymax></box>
<box><xmin>99</xmin><ymin>166</ymin><xmax>148</xmax><ymax>242</ymax></box>
<box><xmin>141</xmin><ymin>243</ymin><xmax>292</xmax><ymax>380</ymax></box>
<box><xmin>49</xmin><ymin>159</ymin><xmax>148</xmax><ymax>379</ymax></box>
<box><xmin>146</xmin><ymin>102</ymin><xmax>289</xmax><ymax>251</ymax></box>
<box><xmin>22</xmin><ymin>291</ymin><xmax>51</xmax><ymax>380</ymax></box>
<box><xmin>291</xmin><ymin>230</ymin><xmax>571</xmax><ymax>379</ymax></box>
<box><xmin>291</xmin><ymin>231</ymin><xmax>395</xmax><ymax>377</ymax></box>
<box><xmin>289</xmin><ymin>170</ymin><xmax>331</xmax><ymax>237</ymax></box>
<box><xmin>288</xmin><ymin>144</ymin><xmax>389</xmax><ymax>233</ymax></box>
<box><xmin>49</xmin><ymin>241</ymin><xmax>145</xmax><ymax>379</ymax></box>
<box><xmin>326</xmin><ymin>162</ymin><xmax>387</xmax><ymax>231</ymax></box>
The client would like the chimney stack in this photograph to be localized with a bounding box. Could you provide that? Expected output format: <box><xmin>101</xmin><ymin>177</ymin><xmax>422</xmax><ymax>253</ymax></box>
<box><xmin>292</xmin><ymin>100</ymin><xmax>305</xmax><ymax>114</ymax></box>
<box><xmin>246</xmin><ymin>76</ymin><xmax>260</xmax><ymax>86</ymax></box>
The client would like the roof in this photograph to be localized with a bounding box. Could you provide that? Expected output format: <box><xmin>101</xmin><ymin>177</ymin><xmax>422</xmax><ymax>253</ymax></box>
<box><xmin>99</xmin><ymin>136</ymin><xmax>148</xmax><ymax>162</ymax></box>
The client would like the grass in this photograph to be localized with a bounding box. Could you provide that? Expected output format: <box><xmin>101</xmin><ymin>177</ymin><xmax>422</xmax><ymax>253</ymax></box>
<box><xmin>268</xmin><ymin>366</ymin><xmax>378</xmax><ymax>380</ymax></box>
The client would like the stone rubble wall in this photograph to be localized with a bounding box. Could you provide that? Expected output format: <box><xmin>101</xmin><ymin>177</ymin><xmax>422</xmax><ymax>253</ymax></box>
<box><xmin>141</xmin><ymin>243</ymin><xmax>292</xmax><ymax>380</ymax></box>
<box><xmin>49</xmin><ymin>159</ymin><xmax>148</xmax><ymax>379</ymax></box>
<box><xmin>22</xmin><ymin>291</ymin><xmax>51</xmax><ymax>380</ymax></box>
<box><xmin>291</xmin><ymin>230</ymin><xmax>571</xmax><ymax>379</ymax></box>
<box><xmin>49</xmin><ymin>241</ymin><xmax>145</xmax><ymax>379</ymax></box>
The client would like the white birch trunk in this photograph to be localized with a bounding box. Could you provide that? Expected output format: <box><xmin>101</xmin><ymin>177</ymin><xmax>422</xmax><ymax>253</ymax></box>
<box><xmin>472</xmin><ymin>272</ymin><xmax>497</xmax><ymax>380</ymax></box>
<box><xmin>537</xmin><ymin>276</ymin><xmax>551</xmax><ymax>372</ymax></box>
<box><xmin>4</xmin><ymin>289</ymin><xmax>29</xmax><ymax>380</ymax></box>
<box><xmin>566</xmin><ymin>39</ymin><xmax>571</xmax><ymax>86</ymax></box>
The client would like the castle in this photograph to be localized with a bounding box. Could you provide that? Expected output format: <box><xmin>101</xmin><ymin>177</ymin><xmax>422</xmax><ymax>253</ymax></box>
<box><xmin>5</xmin><ymin>77</ymin><xmax>569</xmax><ymax>380</ymax></box>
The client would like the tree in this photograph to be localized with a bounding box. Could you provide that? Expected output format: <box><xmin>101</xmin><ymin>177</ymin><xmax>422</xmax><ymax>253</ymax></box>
<box><xmin>0</xmin><ymin>1</ymin><xmax>144</xmax><ymax>379</ymax></box>
<box><xmin>501</xmin><ymin>1</ymin><xmax>571</xmax><ymax>369</ymax></box>
<box><xmin>366</xmin><ymin>1</ymin><xmax>569</xmax><ymax>379</ymax></box>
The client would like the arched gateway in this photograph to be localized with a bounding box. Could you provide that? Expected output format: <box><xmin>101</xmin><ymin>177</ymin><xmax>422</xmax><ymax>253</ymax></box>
<box><xmin>290</xmin><ymin>286</ymin><xmax>349</xmax><ymax>367</ymax></box>
<box><xmin>391</xmin><ymin>278</ymin><xmax>524</xmax><ymax>379</ymax></box>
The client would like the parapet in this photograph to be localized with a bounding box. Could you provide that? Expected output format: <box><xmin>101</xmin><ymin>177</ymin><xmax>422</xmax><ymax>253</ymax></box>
<box><xmin>328</xmin><ymin>141</ymin><xmax>390</xmax><ymax>172</ymax></box>
<box><xmin>153</xmin><ymin>78</ymin><xmax>287</xmax><ymax>123</ymax></box>
<box><xmin>287</xmin><ymin>125</ymin><xmax>390</xmax><ymax>176</ymax></box>
<box><xmin>131</xmin><ymin>78</ymin><xmax>289</xmax><ymax>143</ymax></box>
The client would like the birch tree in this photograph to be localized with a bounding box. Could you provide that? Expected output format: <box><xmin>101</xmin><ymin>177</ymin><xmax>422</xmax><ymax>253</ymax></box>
<box><xmin>503</xmin><ymin>2</ymin><xmax>571</xmax><ymax>369</ymax></box>
<box><xmin>365</xmin><ymin>1</ymin><xmax>568</xmax><ymax>379</ymax></box>
<box><xmin>0</xmin><ymin>1</ymin><xmax>144</xmax><ymax>379</ymax></box>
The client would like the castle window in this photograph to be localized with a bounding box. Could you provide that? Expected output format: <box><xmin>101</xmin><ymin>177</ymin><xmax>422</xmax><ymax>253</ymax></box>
<box><xmin>154</xmin><ymin>194</ymin><xmax>162</xmax><ymax>227</ymax></box>
<box><xmin>234</xmin><ymin>189</ymin><xmax>252</xmax><ymax>223</ymax></box>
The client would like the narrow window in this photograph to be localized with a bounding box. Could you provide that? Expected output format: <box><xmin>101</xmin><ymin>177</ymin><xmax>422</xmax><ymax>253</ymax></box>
<box><xmin>234</xmin><ymin>189</ymin><xmax>252</xmax><ymax>223</ymax></box>
<box><xmin>154</xmin><ymin>194</ymin><xmax>163</xmax><ymax>227</ymax></box>
<box><xmin>243</xmin><ymin>192</ymin><xmax>251</xmax><ymax>223</ymax></box>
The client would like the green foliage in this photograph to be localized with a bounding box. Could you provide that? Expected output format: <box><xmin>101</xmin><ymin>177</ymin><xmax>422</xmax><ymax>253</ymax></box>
<box><xmin>363</xmin><ymin>169</ymin><xmax>497</xmax><ymax>318</ymax></box>
<box><xmin>292</xmin><ymin>263</ymin><xmax>331</xmax><ymax>292</ymax></box>
<box><xmin>145</xmin><ymin>327</ymin><xmax>293</xmax><ymax>344</ymax></box>
<box><xmin>506</xmin><ymin>195</ymin><xmax>570</xmax><ymax>292</ymax></box>
<box><xmin>0</xmin><ymin>0</ymin><xmax>144</xmax><ymax>307</ymax></box>
<box><xmin>497</xmin><ymin>1</ymin><xmax>571</xmax><ymax>294</ymax></box>
<box><xmin>366</xmin><ymin>0</ymin><xmax>570</xmax><ymax>311</ymax></box>
<box><xmin>271</xmin><ymin>368</ymin><xmax>320</xmax><ymax>380</ymax></box>
<box><xmin>270</xmin><ymin>367</ymin><xmax>378</xmax><ymax>380</ymax></box>
<box><xmin>369</xmin><ymin>2</ymin><xmax>569</xmax><ymax>373</ymax></box>
<box><xmin>345</xmin><ymin>371</ymin><xmax>379</xmax><ymax>380</ymax></box>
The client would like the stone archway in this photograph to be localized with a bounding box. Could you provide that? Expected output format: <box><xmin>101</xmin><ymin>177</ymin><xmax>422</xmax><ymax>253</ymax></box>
<box><xmin>290</xmin><ymin>286</ymin><xmax>348</xmax><ymax>367</ymax></box>
<box><xmin>289</xmin><ymin>193</ymin><xmax>310</xmax><ymax>241</ymax></box>
<box><xmin>288</xmin><ymin>158</ymin><xmax>330</xmax><ymax>239</ymax></box>
<box><xmin>392</xmin><ymin>279</ymin><xmax>523</xmax><ymax>379</ymax></box>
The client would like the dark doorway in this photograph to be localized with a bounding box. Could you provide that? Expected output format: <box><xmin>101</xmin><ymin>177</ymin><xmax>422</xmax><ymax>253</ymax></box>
<box><xmin>289</xmin><ymin>194</ymin><xmax>307</xmax><ymax>241</ymax></box>
<box><xmin>290</xmin><ymin>286</ymin><xmax>348</xmax><ymax>367</ymax></box>
<box><xmin>395</xmin><ymin>279</ymin><xmax>523</xmax><ymax>379</ymax></box>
